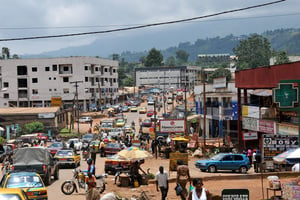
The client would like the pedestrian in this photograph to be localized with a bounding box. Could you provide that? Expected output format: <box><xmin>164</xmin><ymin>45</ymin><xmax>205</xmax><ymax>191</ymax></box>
<box><xmin>188</xmin><ymin>178</ymin><xmax>212</xmax><ymax>200</ymax></box>
<box><xmin>99</xmin><ymin>140</ymin><xmax>105</xmax><ymax>157</ymax></box>
<box><xmin>85</xmin><ymin>172</ymin><xmax>100</xmax><ymax>200</ymax></box>
<box><xmin>177</xmin><ymin>159</ymin><xmax>191</xmax><ymax>200</ymax></box>
<box><xmin>90</xmin><ymin>145</ymin><xmax>97</xmax><ymax>165</ymax></box>
<box><xmin>156</xmin><ymin>166</ymin><xmax>169</xmax><ymax>200</ymax></box>
<box><xmin>252</xmin><ymin>149</ymin><xmax>257</xmax><ymax>172</ymax></box>
<box><xmin>247</xmin><ymin>148</ymin><xmax>252</xmax><ymax>164</ymax></box>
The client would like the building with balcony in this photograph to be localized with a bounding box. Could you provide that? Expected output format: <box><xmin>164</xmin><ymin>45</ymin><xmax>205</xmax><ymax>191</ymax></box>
<box><xmin>194</xmin><ymin>70</ymin><xmax>238</xmax><ymax>144</ymax></box>
<box><xmin>0</xmin><ymin>57</ymin><xmax>118</xmax><ymax>111</ymax></box>
<box><xmin>135</xmin><ymin>66</ymin><xmax>201</xmax><ymax>91</ymax></box>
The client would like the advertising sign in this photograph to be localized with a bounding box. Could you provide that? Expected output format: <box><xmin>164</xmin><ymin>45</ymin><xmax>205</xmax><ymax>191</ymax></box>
<box><xmin>242</xmin><ymin>117</ymin><xmax>258</xmax><ymax>131</ymax></box>
<box><xmin>242</xmin><ymin>132</ymin><xmax>258</xmax><ymax>141</ymax></box>
<box><xmin>258</xmin><ymin>120</ymin><xmax>276</xmax><ymax>134</ymax></box>
<box><xmin>278</xmin><ymin>124</ymin><xmax>298</xmax><ymax>135</ymax></box>
<box><xmin>262</xmin><ymin>134</ymin><xmax>298</xmax><ymax>162</ymax></box>
<box><xmin>159</xmin><ymin>119</ymin><xmax>185</xmax><ymax>133</ymax></box>
<box><xmin>51</xmin><ymin>96</ymin><xmax>62</xmax><ymax>107</ymax></box>
<box><xmin>169</xmin><ymin>152</ymin><xmax>188</xmax><ymax>171</ymax></box>
<box><xmin>242</xmin><ymin>105</ymin><xmax>260</xmax><ymax>118</ymax></box>
<box><xmin>213</xmin><ymin>77</ymin><xmax>226</xmax><ymax>89</ymax></box>
<box><xmin>222</xmin><ymin>189</ymin><xmax>249</xmax><ymax>200</ymax></box>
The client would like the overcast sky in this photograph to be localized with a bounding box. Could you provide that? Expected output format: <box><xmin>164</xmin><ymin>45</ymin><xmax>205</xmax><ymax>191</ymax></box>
<box><xmin>0</xmin><ymin>0</ymin><xmax>300</xmax><ymax>56</ymax></box>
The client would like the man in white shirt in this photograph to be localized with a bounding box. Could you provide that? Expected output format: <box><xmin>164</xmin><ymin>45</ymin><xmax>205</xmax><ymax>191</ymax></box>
<box><xmin>156</xmin><ymin>166</ymin><xmax>169</xmax><ymax>200</ymax></box>
<box><xmin>292</xmin><ymin>163</ymin><xmax>300</xmax><ymax>172</ymax></box>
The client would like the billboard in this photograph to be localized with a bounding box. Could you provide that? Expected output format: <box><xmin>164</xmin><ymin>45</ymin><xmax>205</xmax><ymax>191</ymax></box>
<box><xmin>51</xmin><ymin>97</ymin><xmax>62</xmax><ymax>107</ymax></box>
<box><xmin>159</xmin><ymin>119</ymin><xmax>185</xmax><ymax>133</ymax></box>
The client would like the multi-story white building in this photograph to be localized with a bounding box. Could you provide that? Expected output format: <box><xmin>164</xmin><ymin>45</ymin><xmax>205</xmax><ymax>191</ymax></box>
<box><xmin>135</xmin><ymin>66</ymin><xmax>201</xmax><ymax>91</ymax></box>
<box><xmin>0</xmin><ymin>57</ymin><xmax>118</xmax><ymax>111</ymax></box>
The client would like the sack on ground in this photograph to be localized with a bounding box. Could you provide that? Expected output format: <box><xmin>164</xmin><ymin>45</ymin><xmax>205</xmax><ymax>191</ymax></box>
<box><xmin>175</xmin><ymin>184</ymin><xmax>183</xmax><ymax>196</ymax></box>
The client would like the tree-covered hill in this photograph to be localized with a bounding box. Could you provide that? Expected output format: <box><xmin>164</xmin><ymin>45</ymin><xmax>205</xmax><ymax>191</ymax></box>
<box><xmin>120</xmin><ymin>28</ymin><xmax>300</xmax><ymax>63</ymax></box>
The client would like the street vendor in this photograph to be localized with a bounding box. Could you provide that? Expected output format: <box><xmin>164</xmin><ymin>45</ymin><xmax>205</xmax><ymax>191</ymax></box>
<box><xmin>129</xmin><ymin>160</ymin><xmax>143</xmax><ymax>186</ymax></box>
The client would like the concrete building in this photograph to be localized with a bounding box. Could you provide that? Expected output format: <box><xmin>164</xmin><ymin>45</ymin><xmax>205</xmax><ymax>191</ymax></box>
<box><xmin>194</xmin><ymin>69</ymin><xmax>238</xmax><ymax>144</ymax></box>
<box><xmin>135</xmin><ymin>66</ymin><xmax>201</xmax><ymax>91</ymax></box>
<box><xmin>0</xmin><ymin>57</ymin><xmax>118</xmax><ymax>111</ymax></box>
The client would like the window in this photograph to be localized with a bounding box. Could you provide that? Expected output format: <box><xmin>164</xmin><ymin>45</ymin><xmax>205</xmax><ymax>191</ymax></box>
<box><xmin>63</xmin><ymin>77</ymin><xmax>69</xmax><ymax>82</ymax></box>
<box><xmin>222</xmin><ymin>155</ymin><xmax>233</xmax><ymax>161</ymax></box>
<box><xmin>234</xmin><ymin>155</ymin><xmax>243</xmax><ymax>161</ymax></box>
<box><xmin>52</xmin><ymin>65</ymin><xmax>57</xmax><ymax>71</ymax></box>
<box><xmin>3</xmin><ymin>82</ymin><xmax>9</xmax><ymax>87</ymax></box>
<box><xmin>85</xmin><ymin>77</ymin><xmax>89</xmax><ymax>82</ymax></box>
<box><xmin>63</xmin><ymin>88</ymin><xmax>69</xmax><ymax>94</ymax></box>
<box><xmin>95</xmin><ymin>67</ymin><xmax>99</xmax><ymax>71</ymax></box>
<box><xmin>49</xmin><ymin>77</ymin><xmax>51</xmax><ymax>80</ymax></box>
<box><xmin>54</xmin><ymin>77</ymin><xmax>56</xmax><ymax>80</ymax></box>
<box><xmin>45</xmin><ymin>66</ymin><xmax>50</xmax><ymax>71</ymax></box>
<box><xmin>85</xmin><ymin>66</ymin><xmax>89</xmax><ymax>70</ymax></box>
<box><xmin>32</xmin><ymin>67</ymin><xmax>37</xmax><ymax>72</ymax></box>
<box><xmin>3</xmin><ymin>93</ymin><xmax>9</xmax><ymax>98</ymax></box>
<box><xmin>104</xmin><ymin>68</ymin><xmax>108</xmax><ymax>72</ymax></box>
<box><xmin>49</xmin><ymin>89</ymin><xmax>52</xmax><ymax>92</ymax></box>
<box><xmin>32</xmin><ymin>78</ymin><xmax>38</xmax><ymax>83</ymax></box>
<box><xmin>32</xmin><ymin>89</ymin><xmax>38</xmax><ymax>94</ymax></box>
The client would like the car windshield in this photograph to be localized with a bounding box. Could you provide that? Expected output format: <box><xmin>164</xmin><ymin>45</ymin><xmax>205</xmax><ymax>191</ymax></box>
<box><xmin>210</xmin><ymin>154</ymin><xmax>224</xmax><ymax>160</ymax></box>
<box><xmin>83</xmin><ymin>134</ymin><xmax>93</xmax><ymax>139</ymax></box>
<box><xmin>6</xmin><ymin>174</ymin><xmax>43</xmax><ymax>188</ymax></box>
<box><xmin>56</xmin><ymin>151</ymin><xmax>73</xmax><ymax>156</ymax></box>
<box><xmin>117</xmin><ymin>119</ymin><xmax>123</xmax><ymax>122</ymax></box>
<box><xmin>106</xmin><ymin>143</ymin><xmax>120</xmax><ymax>148</ymax></box>
<box><xmin>49</xmin><ymin>143</ymin><xmax>63</xmax><ymax>148</ymax></box>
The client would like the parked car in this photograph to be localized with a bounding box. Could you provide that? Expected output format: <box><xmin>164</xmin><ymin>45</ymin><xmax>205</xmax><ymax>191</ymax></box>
<box><xmin>89</xmin><ymin>140</ymin><xmax>101</xmax><ymax>152</ymax></box>
<box><xmin>116</xmin><ymin>118</ymin><xmax>126</xmax><ymax>127</ymax></box>
<box><xmin>122</xmin><ymin>106</ymin><xmax>130</xmax><ymax>112</ymax></box>
<box><xmin>47</xmin><ymin>142</ymin><xmax>64</xmax><ymax>156</ymax></box>
<box><xmin>139</xmin><ymin>107</ymin><xmax>147</xmax><ymax>114</ymax></box>
<box><xmin>12</xmin><ymin>147</ymin><xmax>59</xmax><ymax>186</ymax></box>
<box><xmin>82</xmin><ymin>133</ymin><xmax>97</xmax><ymax>143</ymax></box>
<box><xmin>142</xmin><ymin>119</ymin><xmax>152</xmax><ymax>127</ymax></box>
<box><xmin>104</xmin><ymin>143</ymin><xmax>124</xmax><ymax>156</ymax></box>
<box><xmin>66</xmin><ymin>138</ymin><xmax>82</xmax><ymax>151</ymax></box>
<box><xmin>78</xmin><ymin>116</ymin><xmax>93</xmax><ymax>123</ymax></box>
<box><xmin>195</xmin><ymin>153</ymin><xmax>251</xmax><ymax>174</ymax></box>
<box><xmin>0</xmin><ymin>171</ymin><xmax>48</xmax><ymax>200</ymax></box>
<box><xmin>0</xmin><ymin>188</ymin><xmax>29</xmax><ymax>200</ymax></box>
<box><xmin>108</xmin><ymin>128</ymin><xmax>124</xmax><ymax>139</ymax></box>
<box><xmin>54</xmin><ymin>148</ymin><xmax>81</xmax><ymax>168</ymax></box>
<box><xmin>146</xmin><ymin>110</ymin><xmax>155</xmax><ymax>117</ymax></box>
<box><xmin>130</xmin><ymin>106</ymin><xmax>138</xmax><ymax>112</ymax></box>
<box><xmin>147</xmin><ymin>99</ymin><xmax>154</xmax><ymax>105</ymax></box>
<box><xmin>35</xmin><ymin>133</ymin><xmax>48</xmax><ymax>141</ymax></box>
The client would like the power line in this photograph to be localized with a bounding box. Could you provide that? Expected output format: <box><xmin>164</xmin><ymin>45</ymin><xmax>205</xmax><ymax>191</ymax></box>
<box><xmin>0</xmin><ymin>0</ymin><xmax>285</xmax><ymax>42</ymax></box>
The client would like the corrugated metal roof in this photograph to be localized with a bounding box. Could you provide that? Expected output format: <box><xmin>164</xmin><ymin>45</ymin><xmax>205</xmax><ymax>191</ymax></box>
<box><xmin>0</xmin><ymin>107</ymin><xmax>60</xmax><ymax>115</ymax></box>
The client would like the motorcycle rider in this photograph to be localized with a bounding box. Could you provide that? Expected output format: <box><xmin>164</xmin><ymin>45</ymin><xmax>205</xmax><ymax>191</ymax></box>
<box><xmin>83</xmin><ymin>158</ymin><xmax>96</xmax><ymax>175</ymax></box>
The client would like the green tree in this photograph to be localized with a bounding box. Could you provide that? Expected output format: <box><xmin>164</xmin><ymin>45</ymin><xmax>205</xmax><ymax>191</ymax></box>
<box><xmin>233</xmin><ymin>34</ymin><xmax>272</xmax><ymax>70</ymax></box>
<box><xmin>21</xmin><ymin>121</ymin><xmax>44</xmax><ymax>135</ymax></box>
<box><xmin>274</xmin><ymin>50</ymin><xmax>290</xmax><ymax>65</ymax></box>
<box><xmin>145</xmin><ymin>48</ymin><xmax>163</xmax><ymax>67</ymax></box>
<box><xmin>112</xmin><ymin>54</ymin><xmax>119</xmax><ymax>61</ymax></box>
<box><xmin>207</xmin><ymin>67</ymin><xmax>232</xmax><ymax>83</ymax></box>
<box><xmin>165</xmin><ymin>56</ymin><xmax>176</xmax><ymax>66</ymax></box>
<box><xmin>118</xmin><ymin>68</ymin><xmax>127</xmax><ymax>87</ymax></box>
<box><xmin>123</xmin><ymin>77</ymin><xmax>134</xmax><ymax>86</ymax></box>
<box><xmin>1</xmin><ymin>47</ymin><xmax>10</xmax><ymax>59</ymax></box>
<box><xmin>176</xmin><ymin>50</ymin><xmax>189</xmax><ymax>65</ymax></box>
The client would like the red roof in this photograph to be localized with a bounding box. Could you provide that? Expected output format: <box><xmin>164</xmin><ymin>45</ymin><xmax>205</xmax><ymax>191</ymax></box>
<box><xmin>235</xmin><ymin>61</ymin><xmax>300</xmax><ymax>89</ymax></box>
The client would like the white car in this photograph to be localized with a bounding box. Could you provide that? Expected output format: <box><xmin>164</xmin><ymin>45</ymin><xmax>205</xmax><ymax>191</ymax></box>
<box><xmin>66</xmin><ymin>138</ymin><xmax>82</xmax><ymax>151</ymax></box>
<box><xmin>108</xmin><ymin>128</ymin><xmax>124</xmax><ymax>139</ymax></box>
<box><xmin>78</xmin><ymin>116</ymin><xmax>92</xmax><ymax>123</ymax></box>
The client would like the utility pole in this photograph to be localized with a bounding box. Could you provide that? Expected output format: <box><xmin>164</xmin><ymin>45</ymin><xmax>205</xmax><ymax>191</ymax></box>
<box><xmin>98</xmin><ymin>79</ymin><xmax>102</xmax><ymax>110</ymax></box>
<box><xmin>202</xmin><ymin>70</ymin><xmax>206</xmax><ymax>149</ymax></box>
<box><xmin>184</xmin><ymin>71</ymin><xmax>188</xmax><ymax>136</ymax></box>
<box><xmin>163</xmin><ymin>71</ymin><xmax>166</xmax><ymax>114</ymax></box>
<box><xmin>70</xmin><ymin>81</ymin><xmax>83</xmax><ymax>134</ymax></box>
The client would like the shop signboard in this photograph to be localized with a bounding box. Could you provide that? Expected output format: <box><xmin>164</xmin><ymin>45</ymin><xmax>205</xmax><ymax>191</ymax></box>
<box><xmin>159</xmin><ymin>119</ymin><xmax>185</xmax><ymax>133</ymax></box>
<box><xmin>222</xmin><ymin>189</ymin><xmax>249</xmax><ymax>200</ymax></box>
<box><xmin>262</xmin><ymin>134</ymin><xmax>298</xmax><ymax>162</ymax></box>
<box><xmin>242</xmin><ymin>117</ymin><xmax>258</xmax><ymax>131</ymax></box>
<box><xmin>258</xmin><ymin>120</ymin><xmax>276</xmax><ymax>134</ymax></box>
<box><xmin>242</xmin><ymin>132</ymin><xmax>258</xmax><ymax>141</ymax></box>
<box><xmin>169</xmin><ymin>152</ymin><xmax>188</xmax><ymax>171</ymax></box>
<box><xmin>242</xmin><ymin>105</ymin><xmax>260</xmax><ymax>119</ymax></box>
<box><xmin>278</xmin><ymin>124</ymin><xmax>298</xmax><ymax>136</ymax></box>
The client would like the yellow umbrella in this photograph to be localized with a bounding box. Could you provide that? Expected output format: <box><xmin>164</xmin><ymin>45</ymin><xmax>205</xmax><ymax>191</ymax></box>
<box><xmin>107</xmin><ymin>108</ymin><xmax>114</xmax><ymax>112</ymax></box>
<box><xmin>117</xmin><ymin>146</ymin><xmax>153</xmax><ymax>161</ymax></box>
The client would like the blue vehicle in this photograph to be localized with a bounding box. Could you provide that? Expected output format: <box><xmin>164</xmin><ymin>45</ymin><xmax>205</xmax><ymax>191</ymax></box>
<box><xmin>195</xmin><ymin>153</ymin><xmax>251</xmax><ymax>174</ymax></box>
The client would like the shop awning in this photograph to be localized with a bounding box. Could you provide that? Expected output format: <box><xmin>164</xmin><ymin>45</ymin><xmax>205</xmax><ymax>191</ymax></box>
<box><xmin>249</xmin><ymin>89</ymin><xmax>272</xmax><ymax>96</ymax></box>
<box><xmin>187</xmin><ymin>114</ymin><xmax>200</xmax><ymax>122</ymax></box>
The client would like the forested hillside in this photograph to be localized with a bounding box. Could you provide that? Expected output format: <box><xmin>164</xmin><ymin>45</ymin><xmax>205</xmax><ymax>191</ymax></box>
<box><xmin>120</xmin><ymin>28</ymin><xmax>300</xmax><ymax>63</ymax></box>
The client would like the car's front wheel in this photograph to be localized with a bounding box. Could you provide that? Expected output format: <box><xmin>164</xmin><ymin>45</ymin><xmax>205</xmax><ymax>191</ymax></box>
<box><xmin>239</xmin><ymin>166</ymin><xmax>248</xmax><ymax>174</ymax></box>
<box><xmin>208</xmin><ymin>165</ymin><xmax>217</xmax><ymax>173</ymax></box>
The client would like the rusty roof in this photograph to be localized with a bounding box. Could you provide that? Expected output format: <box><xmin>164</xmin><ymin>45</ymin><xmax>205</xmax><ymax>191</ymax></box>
<box><xmin>0</xmin><ymin>107</ymin><xmax>61</xmax><ymax>115</ymax></box>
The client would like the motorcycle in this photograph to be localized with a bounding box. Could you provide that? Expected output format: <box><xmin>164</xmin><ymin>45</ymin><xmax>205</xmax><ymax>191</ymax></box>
<box><xmin>61</xmin><ymin>168</ymin><xmax>107</xmax><ymax>195</ymax></box>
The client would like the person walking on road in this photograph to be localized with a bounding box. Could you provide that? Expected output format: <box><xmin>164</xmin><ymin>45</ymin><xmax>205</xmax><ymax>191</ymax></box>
<box><xmin>177</xmin><ymin>159</ymin><xmax>191</xmax><ymax>200</ymax></box>
<box><xmin>188</xmin><ymin>178</ymin><xmax>212</xmax><ymax>200</ymax></box>
<box><xmin>156</xmin><ymin>166</ymin><xmax>169</xmax><ymax>200</ymax></box>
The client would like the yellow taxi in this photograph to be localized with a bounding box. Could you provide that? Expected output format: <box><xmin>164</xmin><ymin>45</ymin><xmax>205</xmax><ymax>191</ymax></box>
<box><xmin>54</xmin><ymin>148</ymin><xmax>81</xmax><ymax>168</ymax></box>
<box><xmin>1</xmin><ymin>171</ymin><xmax>47</xmax><ymax>200</ymax></box>
<box><xmin>115</xmin><ymin>118</ymin><xmax>126</xmax><ymax>127</ymax></box>
<box><xmin>0</xmin><ymin>188</ymin><xmax>29</xmax><ymax>200</ymax></box>
<box><xmin>139</xmin><ymin>107</ymin><xmax>147</xmax><ymax>114</ymax></box>
<box><xmin>130</xmin><ymin>106</ymin><xmax>138</xmax><ymax>112</ymax></box>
